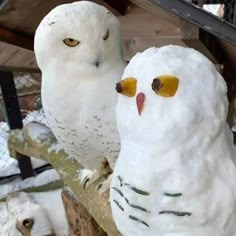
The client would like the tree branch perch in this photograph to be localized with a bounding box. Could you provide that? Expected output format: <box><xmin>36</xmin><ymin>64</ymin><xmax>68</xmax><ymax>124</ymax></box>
<box><xmin>8</xmin><ymin>122</ymin><xmax>120</xmax><ymax>236</ymax></box>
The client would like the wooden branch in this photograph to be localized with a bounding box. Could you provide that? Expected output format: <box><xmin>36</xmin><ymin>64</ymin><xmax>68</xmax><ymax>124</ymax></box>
<box><xmin>0</xmin><ymin>27</ymin><xmax>34</xmax><ymax>51</ymax></box>
<box><xmin>61</xmin><ymin>188</ymin><xmax>107</xmax><ymax>236</ymax></box>
<box><xmin>8</xmin><ymin>122</ymin><xmax>121</xmax><ymax>236</ymax></box>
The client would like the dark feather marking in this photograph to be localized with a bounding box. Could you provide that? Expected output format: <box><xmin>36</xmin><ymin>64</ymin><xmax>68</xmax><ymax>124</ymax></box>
<box><xmin>159</xmin><ymin>211</ymin><xmax>191</xmax><ymax>216</ymax></box>
<box><xmin>118</xmin><ymin>175</ymin><xmax>123</xmax><ymax>187</ymax></box>
<box><xmin>129</xmin><ymin>215</ymin><xmax>149</xmax><ymax>227</ymax></box>
<box><xmin>164</xmin><ymin>193</ymin><xmax>183</xmax><ymax>197</ymax></box>
<box><xmin>113</xmin><ymin>200</ymin><xmax>124</xmax><ymax>211</ymax></box>
<box><xmin>83</xmin><ymin>178</ymin><xmax>90</xmax><ymax>189</ymax></box>
<box><xmin>117</xmin><ymin>176</ymin><xmax>150</xmax><ymax>196</ymax></box>
<box><xmin>124</xmin><ymin>197</ymin><xmax>150</xmax><ymax>213</ymax></box>
<box><xmin>112</xmin><ymin>187</ymin><xmax>124</xmax><ymax>197</ymax></box>
<box><xmin>128</xmin><ymin>186</ymin><xmax>150</xmax><ymax>196</ymax></box>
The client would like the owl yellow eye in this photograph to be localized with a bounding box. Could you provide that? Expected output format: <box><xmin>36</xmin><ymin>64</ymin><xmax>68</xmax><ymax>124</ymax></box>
<box><xmin>103</xmin><ymin>30</ymin><xmax>109</xmax><ymax>40</ymax></box>
<box><xmin>63</xmin><ymin>38</ymin><xmax>80</xmax><ymax>47</ymax></box>
<box><xmin>116</xmin><ymin>77</ymin><xmax>137</xmax><ymax>97</ymax></box>
<box><xmin>152</xmin><ymin>75</ymin><xmax>179</xmax><ymax>97</ymax></box>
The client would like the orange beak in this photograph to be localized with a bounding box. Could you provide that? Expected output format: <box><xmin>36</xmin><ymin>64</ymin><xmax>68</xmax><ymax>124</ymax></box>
<box><xmin>136</xmin><ymin>92</ymin><xmax>145</xmax><ymax>116</ymax></box>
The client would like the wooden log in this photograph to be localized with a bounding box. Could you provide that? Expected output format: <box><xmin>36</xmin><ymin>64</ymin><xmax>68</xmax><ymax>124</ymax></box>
<box><xmin>61</xmin><ymin>188</ymin><xmax>107</xmax><ymax>236</ymax></box>
<box><xmin>0</xmin><ymin>27</ymin><xmax>34</xmax><ymax>51</ymax></box>
<box><xmin>8</xmin><ymin>122</ymin><xmax>121</xmax><ymax>236</ymax></box>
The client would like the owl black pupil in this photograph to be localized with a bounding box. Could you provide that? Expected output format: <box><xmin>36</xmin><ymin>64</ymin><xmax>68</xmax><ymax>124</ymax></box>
<box><xmin>69</xmin><ymin>38</ymin><xmax>74</xmax><ymax>42</ymax></box>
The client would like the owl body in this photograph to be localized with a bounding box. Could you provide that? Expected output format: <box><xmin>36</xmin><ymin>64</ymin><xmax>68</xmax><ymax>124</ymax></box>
<box><xmin>34</xmin><ymin>1</ymin><xmax>126</xmax><ymax>172</ymax></box>
<box><xmin>42</xmin><ymin>63</ymin><xmax>124</xmax><ymax>169</ymax></box>
<box><xmin>111</xmin><ymin>46</ymin><xmax>236</xmax><ymax>235</ymax></box>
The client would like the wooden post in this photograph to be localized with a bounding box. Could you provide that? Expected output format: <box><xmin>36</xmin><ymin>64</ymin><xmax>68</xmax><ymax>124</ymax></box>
<box><xmin>61</xmin><ymin>188</ymin><xmax>107</xmax><ymax>236</ymax></box>
<box><xmin>0</xmin><ymin>70</ymin><xmax>34</xmax><ymax>179</ymax></box>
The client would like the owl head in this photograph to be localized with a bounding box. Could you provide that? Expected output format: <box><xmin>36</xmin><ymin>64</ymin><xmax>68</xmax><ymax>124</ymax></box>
<box><xmin>116</xmin><ymin>46</ymin><xmax>228</xmax><ymax>149</ymax></box>
<box><xmin>34</xmin><ymin>1</ymin><xmax>123</xmax><ymax>74</ymax></box>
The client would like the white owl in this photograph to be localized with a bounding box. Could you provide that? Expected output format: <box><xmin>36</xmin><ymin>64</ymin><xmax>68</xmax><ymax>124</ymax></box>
<box><xmin>34</xmin><ymin>1</ymin><xmax>126</xmax><ymax>190</ymax></box>
<box><xmin>110</xmin><ymin>45</ymin><xmax>236</xmax><ymax>236</ymax></box>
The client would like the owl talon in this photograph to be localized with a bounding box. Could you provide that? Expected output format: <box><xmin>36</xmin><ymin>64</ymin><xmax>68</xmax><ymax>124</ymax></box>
<box><xmin>83</xmin><ymin>178</ymin><xmax>90</xmax><ymax>189</ymax></box>
<box><xmin>97</xmin><ymin>173</ymin><xmax>113</xmax><ymax>194</ymax></box>
<box><xmin>78</xmin><ymin>169</ymin><xmax>105</xmax><ymax>189</ymax></box>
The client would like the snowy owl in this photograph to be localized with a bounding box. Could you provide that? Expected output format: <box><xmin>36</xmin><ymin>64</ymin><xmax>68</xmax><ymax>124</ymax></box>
<box><xmin>110</xmin><ymin>45</ymin><xmax>236</xmax><ymax>236</ymax></box>
<box><xmin>34</xmin><ymin>1</ymin><xmax>126</xmax><ymax>191</ymax></box>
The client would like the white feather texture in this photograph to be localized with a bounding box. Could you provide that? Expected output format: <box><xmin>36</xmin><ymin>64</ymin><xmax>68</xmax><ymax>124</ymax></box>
<box><xmin>110</xmin><ymin>45</ymin><xmax>236</xmax><ymax>236</ymax></box>
<box><xmin>34</xmin><ymin>1</ymin><xmax>126</xmax><ymax>176</ymax></box>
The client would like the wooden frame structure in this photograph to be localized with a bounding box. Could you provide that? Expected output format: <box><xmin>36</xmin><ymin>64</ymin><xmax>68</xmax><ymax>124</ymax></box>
<box><xmin>1</xmin><ymin>0</ymin><xmax>236</xmax><ymax>234</ymax></box>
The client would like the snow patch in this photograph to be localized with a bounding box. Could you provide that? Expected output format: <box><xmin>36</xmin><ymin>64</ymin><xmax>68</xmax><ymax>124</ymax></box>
<box><xmin>0</xmin><ymin>169</ymin><xmax>60</xmax><ymax>199</ymax></box>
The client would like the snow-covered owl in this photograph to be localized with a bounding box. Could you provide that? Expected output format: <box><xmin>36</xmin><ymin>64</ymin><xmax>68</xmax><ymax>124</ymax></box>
<box><xmin>34</xmin><ymin>1</ymin><xmax>126</xmax><ymax>190</ymax></box>
<box><xmin>110</xmin><ymin>45</ymin><xmax>236</xmax><ymax>236</ymax></box>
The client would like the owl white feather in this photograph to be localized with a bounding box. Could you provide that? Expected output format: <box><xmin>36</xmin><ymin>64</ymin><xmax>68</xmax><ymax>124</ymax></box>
<box><xmin>110</xmin><ymin>45</ymin><xmax>236</xmax><ymax>235</ymax></box>
<box><xmin>34</xmin><ymin>1</ymin><xmax>126</xmax><ymax>190</ymax></box>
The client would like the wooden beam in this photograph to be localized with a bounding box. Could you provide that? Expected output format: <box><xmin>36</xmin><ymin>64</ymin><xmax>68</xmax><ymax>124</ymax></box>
<box><xmin>129</xmin><ymin>0</ymin><xmax>180</xmax><ymax>21</ymax></box>
<box><xmin>104</xmin><ymin>0</ymin><xmax>128</xmax><ymax>15</ymax></box>
<box><xmin>0</xmin><ymin>65</ymin><xmax>40</xmax><ymax>73</ymax></box>
<box><xmin>0</xmin><ymin>27</ymin><xmax>33</xmax><ymax>50</ymax></box>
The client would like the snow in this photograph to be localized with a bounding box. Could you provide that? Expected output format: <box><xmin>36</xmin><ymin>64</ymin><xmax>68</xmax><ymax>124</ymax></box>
<box><xmin>203</xmin><ymin>4</ymin><xmax>224</xmax><ymax>18</ymax></box>
<box><xmin>48</xmin><ymin>143</ymin><xmax>64</xmax><ymax>153</ymax></box>
<box><xmin>111</xmin><ymin>45</ymin><xmax>236</xmax><ymax>236</ymax></box>
<box><xmin>0</xmin><ymin>169</ymin><xmax>60</xmax><ymax>199</ymax></box>
<box><xmin>26</xmin><ymin>122</ymin><xmax>51</xmax><ymax>146</ymax></box>
<box><xmin>0</xmin><ymin>109</ymin><xmax>49</xmax><ymax>177</ymax></box>
<box><xmin>33</xmin><ymin>190</ymin><xmax>68</xmax><ymax>235</ymax></box>
<box><xmin>0</xmin><ymin>189</ymin><xmax>68</xmax><ymax>236</ymax></box>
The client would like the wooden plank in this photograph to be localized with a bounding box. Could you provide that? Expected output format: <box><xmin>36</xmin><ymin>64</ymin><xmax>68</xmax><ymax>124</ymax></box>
<box><xmin>4</xmin><ymin>50</ymin><xmax>38</xmax><ymax>70</ymax></box>
<box><xmin>128</xmin><ymin>0</ymin><xmax>180</xmax><ymax>24</ymax></box>
<box><xmin>0</xmin><ymin>66</ymin><xmax>40</xmax><ymax>73</ymax></box>
<box><xmin>0</xmin><ymin>0</ymin><xmax>42</xmax><ymax>30</ymax></box>
<box><xmin>0</xmin><ymin>27</ymin><xmax>33</xmax><ymax>50</ymax></box>
<box><xmin>0</xmin><ymin>42</ymin><xmax>19</xmax><ymax>64</ymax></box>
<box><xmin>123</xmin><ymin>37</ymin><xmax>185</xmax><ymax>60</ymax></box>
<box><xmin>119</xmin><ymin>3</ymin><xmax>181</xmax><ymax>38</ymax></box>
<box><xmin>180</xmin><ymin>18</ymin><xmax>199</xmax><ymax>39</ymax></box>
<box><xmin>123</xmin><ymin>37</ymin><xmax>219</xmax><ymax>68</ymax></box>
<box><xmin>16</xmin><ymin>0</ymin><xmax>121</xmax><ymax>36</ymax></box>
<box><xmin>16</xmin><ymin>0</ymin><xmax>79</xmax><ymax>36</ymax></box>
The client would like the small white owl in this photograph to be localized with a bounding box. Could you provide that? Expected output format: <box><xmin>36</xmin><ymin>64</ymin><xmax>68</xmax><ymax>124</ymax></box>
<box><xmin>111</xmin><ymin>45</ymin><xmax>236</xmax><ymax>236</ymax></box>
<box><xmin>34</xmin><ymin>1</ymin><xmax>126</xmax><ymax>190</ymax></box>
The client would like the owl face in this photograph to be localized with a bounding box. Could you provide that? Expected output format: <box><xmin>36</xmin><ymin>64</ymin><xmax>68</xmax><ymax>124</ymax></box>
<box><xmin>34</xmin><ymin>1</ymin><xmax>123</xmax><ymax>73</ymax></box>
<box><xmin>116</xmin><ymin>46</ymin><xmax>228</xmax><ymax>148</ymax></box>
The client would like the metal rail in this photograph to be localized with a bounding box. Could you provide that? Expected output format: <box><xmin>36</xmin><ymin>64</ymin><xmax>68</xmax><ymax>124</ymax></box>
<box><xmin>150</xmin><ymin>0</ymin><xmax>236</xmax><ymax>45</ymax></box>
<box><xmin>0</xmin><ymin>71</ymin><xmax>34</xmax><ymax>180</ymax></box>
